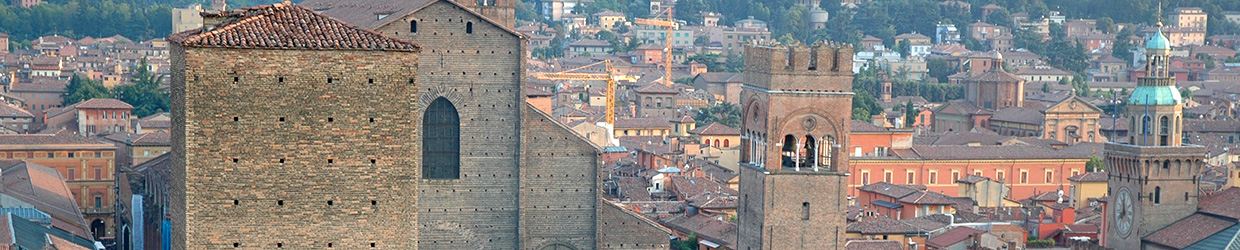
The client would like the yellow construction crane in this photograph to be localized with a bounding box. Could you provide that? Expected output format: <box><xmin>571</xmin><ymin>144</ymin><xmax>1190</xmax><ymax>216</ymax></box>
<box><xmin>634</xmin><ymin>7</ymin><xmax>676</xmax><ymax>86</ymax></box>
<box><xmin>535</xmin><ymin>60</ymin><xmax>635</xmax><ymax>143</ymax></box>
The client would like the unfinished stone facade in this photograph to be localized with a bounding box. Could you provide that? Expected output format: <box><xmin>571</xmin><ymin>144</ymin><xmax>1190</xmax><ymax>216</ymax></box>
<box><xmin>737</xmin><ymin>40</ymin><xmax>854</xmax><ymax>249</ymax></box>
<box><xmin>171</xmin><ymin>2</ymin><xmax>668</xmax><ymax>250</ymax></box>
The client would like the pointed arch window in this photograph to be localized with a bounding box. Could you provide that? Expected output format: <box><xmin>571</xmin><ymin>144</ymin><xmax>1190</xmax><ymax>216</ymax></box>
<box><xmin>1159</xmin><ymin>116</ymin><xmax>1169</xmax><ymax>135</ymax></box>
<box><xmin>423</xmin><ymin>98</ymin><xmax>460</xmax><ymax>179</ymax></box>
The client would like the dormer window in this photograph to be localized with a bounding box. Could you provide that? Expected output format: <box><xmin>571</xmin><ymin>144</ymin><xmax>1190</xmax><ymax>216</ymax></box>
<box><xmin>377</xmin><ymin>14</ymin><xmax>389</xmax><ymax>20</ymax></box>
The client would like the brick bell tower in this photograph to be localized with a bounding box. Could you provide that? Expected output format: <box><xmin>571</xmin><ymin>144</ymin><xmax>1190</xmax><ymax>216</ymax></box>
<box><xmin>736</xmin><ymin>40</ymin><xmax>854</xmax><ymax>250</ymax></box>
<box><xmin>1103</xmin><ymin>21</ymin><xmax>1206</xmax><ymax>250</ymax></box>
<box><xmin>455</xmin><ymin>0</ymin><xmax>515</xmax><ymax>29</ymax></box>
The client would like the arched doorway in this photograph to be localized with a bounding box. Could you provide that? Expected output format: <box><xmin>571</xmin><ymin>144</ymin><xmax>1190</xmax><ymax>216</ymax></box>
<box><xmin>91</xmin><ymin>219</ymin><xmax>106</xmax><ymax>239</ymax></box>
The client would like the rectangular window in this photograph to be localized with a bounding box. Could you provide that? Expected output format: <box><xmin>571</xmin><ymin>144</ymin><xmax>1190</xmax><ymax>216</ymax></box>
<box><xmin>95</xmin><ymin>169</ymin><xmax>102</xmax><ymax>180</ymax></box>
<box><xmin>929</xmin><ymin>172</ymin><xmax>938</xmax><ymax>184</ymax></box>
<box><xmin>1046</xmin><ymin>171</ymin><xmax>1054</xmax><ymax>183</ymax></box>
<box><xmin>997</xmin><ymin>170</ymin><xmax>1005</xmax><ymax>181</ymax></box>
<box><xmin>67</xmin><ymin>169</ymin><xmax>75</xmax><ymax>180</ymax></box>
<box><xmin>862</xmin><ymin>172</ymin><xmax>870</xmax><ymax>184</ymax></box>
<box><xmin>952</xmin><ymin>171</ymin><xmax>960</xmax><ymax>183</ymax></box>
<box><xmin>884</xmin><ymin>172</ymin><xmax>893</xmax><ymax>183</ymax></box>
<box><xmin>801</xmin><ymin>202</ymin><xmax>810</xmax><ymax>220</ymax></box>
<box><xmin>95</xmin><ymin>197</ymin><xmax>102</xmax><ymax>208</ymax></box>
<box><xmin>1020</xmin><ymin>171</ymin><xmax>1029</xmax><ymax>184</ymax></box>
<box><xmin>907</xmin><ymin>172</ymin><xmax>915</xmax><ymax>184</ymax></box>
<box><xmin>67</xmin><ymin>152</ymin><xmax>73</xmax><ymax>158</ymax></box>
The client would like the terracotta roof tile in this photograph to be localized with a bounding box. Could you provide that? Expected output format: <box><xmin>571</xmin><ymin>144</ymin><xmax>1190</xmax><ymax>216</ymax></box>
<box><xmin>132</xmin><ymin>130</ymin><xmax>171</xmax><ymax>146</ymax></box>
<box><xmin>636</xmin><ymin>83</ymin><xmax>679</xmax><ymax>94</ymax></box>
<box><xmin>659</xmin><ymin>214</ymin><xmax>737</xmax><ymax>249</ymax></box>
<box><xmin>1143</xmin><ymin>214</ymin><xmax>1236</xmax><ymax>249</ymax></box>
<box><xmin>968</xmin><ymin>69</ymin><xmax>1024</xmax><ymax>82</ymax></box>
<box><xmin>687</xmin><ymin>123</ymin><xmax>739</xmax><ymax>136</ymax></box>
<box><xmin>847</xmin><ymin>215</ymin><xmax>922</xmax><ymax>234</ymax></box>
<box><xmin>901</xmin><ymin>214</ymin><xmax>951</xmax><ymax>231</ymax></box>
<box><xmin>926</xmin><ymin>227</ymin><xmax>986</xmax><ymax>248</ymax></box>
<box><xmin>956</xmin><ymin>174</ymin><xmax>991</xmax><ymax>184</ymax></box>
<box><xmin>568</xmin><ymin>39</ymin><xmax>611</xmax><ymax>47</ymax></box>
<box><xmin>615</xmin><ymin>118</ymin><xmax>671</xmax><ymax>129</ymax></box>
<box><xmin>850</xmin><ymin>120</ymin><xmax>887</xmax><ymax>133</ymax></box>
<box><xmin>169</xmin><ymin>3</ymin><xmax>419</xmax><ymax>52</ymax></box>
<box><xmin>989</xmin><ymin>106</ymin><xmax>1044</xmax><ymax>125</ymax></box>
<box><xmin>73</xmin><ymin>98</ymin><xmax>133</xmax><ymax>110</ymax></box>
<box><xmin>858</xmin><ymin>182</ymin><xmax>922</xmax><ymax>199</ymax></box>
<box><xmin>0</xmin><ymin>161</ymin><xmax>91</xmax><ymax>239</ymax></box>
<box><xmin>0</xmin><ymin>131</ymin><xmax>113</xmax><ymax>147</ymax></box>
<box><xmin>1067</xmin><ymin>172</ymin><xmax>1107</xmax><ymax>182</ymax></box>
<box><xmin>844</xmin><ymin>240</ymin><xmax>904</xmax><ymax>250</ymax></box>
<box><xmin>898</xmin><ymin>190</ymin><xmax>955</xmax><ymax>205</ymax></box>
<box><xmin>1199</xmin><ymin>187</ymin><xmax>1240</xmax><ymax>220</ymax></box>
<box><xmin>0</xmin><ymin>102</ymin><xmax>33</xmax><ymax>118</ymax></box>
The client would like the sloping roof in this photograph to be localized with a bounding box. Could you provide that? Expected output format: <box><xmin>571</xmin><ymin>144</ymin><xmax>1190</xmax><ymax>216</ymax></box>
<box><xmin>1015</xmin><ymin>66</ymin><xmax>1072</xmax><ymax>76</ymax></box>
<box><xmin>908</xmin><ymin>145</ymin><xmax>1090</xmax><ymax>160</ymax></box>
<box><xmin>1143</xmin><ymin>214</ymin><xmax>1236</xmax><ymax>249</ymax></box>
<box><xmin>847</xmin><ymin>215</ymin><xmax>922</xmax><ymax>234</ymax></box>
<box><xmin>688</xmin><ymin>123</ymin><xmax>739</xmax><ymax>136</ymax></box>
<box><xmin>694</xmin><ymin>72</ymin><xmax>743</xmax><ymax>83</ymax></box>
<box><xmin>968</xmin><ymin>69</ymin><xmax>1024</xmax><ymax>82</ymax></box>
<box><xmin>1067</xmin><ymin>172</ymin><xmax>1107</xmax><ymax>182</ymax></box>
<box><xmin>858</xmin><ymin>182</ymin><xmax>921</xmax><ymax>199</ymax></box>
<box><xmin>926</xmin><ymin>226</ymin><xmax>986</xmax><ymax>248</ymax></box>
<box><xmin>659</xmin><ymin>214</ymin><xmax>737</xmax><ymax>249</ymax></box>
<box><xmin>0</xmin><ymin>131</ymin><xmax>113</xmax><ymax>147</ymax></box>
<box><xmin>898</xmin><ymin>190</ymin><xmax>955</xmax><ymax>205</ymax></box>
<box><xmin>615</xmin><ymin>118</ymin><xmax>671</xmax><ymax>129</ymax></box>
<box><xmin>673</xmin><ymin>115</ymin><xmax>695</xmax><ymax>124</ymax></box>
<box><xmin>636</xmin><ymin>83</ymin><xmax>679</xmax><ymax>94</ymax></box>
<box><xmin>901</xmin><ymin>214</ymin><xmax>952</xmax><ymax>231</ymax></box>
<box><xmin>0</xmin><ymin>102</ymin><xmax>33</xmax><ymax>118</ymax></box>
<box><xmin>299</xmin><ymin>0</ymin><xmax>433</xmax><ymax>29</ymax></box>
<box><xmin>844</xmin><ymin>240</ymin><xmax>904</xmax><ymax>250</ymax></box>
<box><xmin>989</xmin><ymin>106</ymin><xmax>1044</xmax><ymax>125</ymax></box>
<box><xmin>168</xmin><ymin>2</ymin><xmax>420</xmax><ymax>52</ymax></box>
<box><xmin>0</xmin><ymin>161</ymin><xmax>91</xmax><ymax>240</ymax></box>
<box><xmin>73</xmin><ymin>98</ymin><xmax>133</xmax><ymax>110</ymax></box>
<box><xmin>1199</xmin><ymin>187</ymin><xmax>1240</xmax><ymax>220</ymax></box>
<box><xmin>132</xmin><ymin>130</ymin><xmax>172</xmax><ymax>146</ymax></box>
<box><xmin>850</xmin><ymin>120</ymin><xmax>888</xmax><ymax>133</ymax></box>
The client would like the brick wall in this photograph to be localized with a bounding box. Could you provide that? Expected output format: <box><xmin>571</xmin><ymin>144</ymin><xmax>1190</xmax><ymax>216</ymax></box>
<box><xmin>172</xmin><ymin>45</ymin><xmax>420</xmax><ymax>249</ymax></box>
<box><xmin>520</xmin><ymin>104</ymin><xmax>600</xmax><ymax>249</ymax></box>
<box><xmin>374</xmin><ymin>2</ymin><xmax>527</xmax><ymax>248</ymax></box>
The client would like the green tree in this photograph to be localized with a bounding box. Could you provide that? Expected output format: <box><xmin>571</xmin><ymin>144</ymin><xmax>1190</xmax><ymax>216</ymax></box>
<box><xmin>986</xmin><ymin>9</ymin><xmax>1014</xmax><ymax>28</ymax></box>
<box><xmin>926</xmin><ymin>58</ymin><xmax>956</xmax><ymax>83</ymax></box>
<box><xmin>903</xmin><ymin>101</ymin><xmax>915</xmax><ymax>127</ymax></box>
<box><xmin>672</xmin><ymin>233</ymin><xmax>699</xmax><ymax>250</ymax></box>
<box><xmin>695</xmin><ymin>102</ymin><xmax>742</xmax><ymax>128</ymax></box>
<box><xmin>63</xmin><ymin>74</ymin><xmax>112</xmax><ymax>106</ymax></box>
<box><xmin>1096</xmin><ymin>17</ymin><xmax>1117</xmax><ymax>34</ymax></box>
<box><xmin>1041</xmin><ymin>82</ymin><xmax>1050</xmax><ymax>93</ymax></box>
<box><xmin>111</xmin><ymin>57</ymin><xmax>169</xmax><ymax>117</ymax></box>
<box><xmin>896</xmin><ymin>39</ymin><xmax>910</xmax><ymax>58</ymax></box>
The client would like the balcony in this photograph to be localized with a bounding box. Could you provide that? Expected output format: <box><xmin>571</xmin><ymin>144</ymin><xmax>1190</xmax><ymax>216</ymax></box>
<box><xmin>81</xmin><ymin>207</ymin><xmax>114</xmax><ymax>214</ymax></box>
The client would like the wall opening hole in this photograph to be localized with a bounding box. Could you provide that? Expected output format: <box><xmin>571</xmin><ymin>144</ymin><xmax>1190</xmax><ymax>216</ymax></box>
<box><xmin>369</xmin><ymin>78</ymin><xmax>375</xmax><ymax>84</ymax></box>
<box><xmin>233</xmin><ymin>117</ymin><xmax>239</xmax><ymax>122</ymax></box>
<box><xmin>233</xmin><ymin>200</ymin><xmax>239</xmax><ymax>205</ymax></box>
<box><xmin>278</xmin><ymin>77</ymin><xmax>284</xmax><ymax>83</ymax></box>
<box><xmin>277</xmin><ymin>200</ymin><xmax>284</xmax><ymax>206</ymax></box>
<box><xmin>328</xmin><ymin>159</ymin><xmax>334</xmax><ymax>164</ymax></box>
<box><xmin>232</xmin><ymin>158</ymin><xmax>238</xmax><ymax>163</ymax></box>
<box><xmin>278</xmin><ymin>117</ymin><xmax>285</xmax><ymax>122</ymax></box>
<box><xmin>328</xmin><ymin>117</ymin><xmax>334</xmax><ymax>122</ymax></box>
<box><xmin>279</xmin><ymin>158</ymin><xmax>285</xmax><ymax>163</ymax></box>
<box><xmin>233</xmin><ymin>243</ymin><xmax>239</xmax><ymax>247</ymax></box>
<box><xmin>370</xmin><ymin>118</ymin><xmax>375</xmax><ymax>123</ymax></box>
<box><xmin>277</xmin><ymin>243</ymin><xmax>283</xmax><ymax>248</ymax></box>
<box><xmin>370</xmin><ymin>159</ymin><xmax>377</xmax><ymax>164</ymax></box>
<box><xmin>371</xmin><ymin>200</ymin><xmax>377</xmax><ymax>206</ymax></box>
<box><xmin>327</xmin><ymin>200</ymin><xmax>334</xmax><ymax>206</ymax></box>
<box><xmin>371</xmin><ymin>243</ymin><xmax>376</xmax><ymax>248</ymax></box>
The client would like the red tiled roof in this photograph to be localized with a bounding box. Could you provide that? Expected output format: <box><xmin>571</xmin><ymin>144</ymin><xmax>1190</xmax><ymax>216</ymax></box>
<box><xmin>898</xmin><ymin>190</ymin><xmax>955</xmax><ymax>205</ymax></box>
<box><xmin>688</xmin><ymin>122</ymin><xmax>739</xmax><ymax>136</ymax></box>
<box><xmin>568</xmin><ymin>39</ymin><xmax>611</xmax><ymax>47</ymax></box>
<box><xmin>74</xmin><ymin>98</ymin><xmax>133</xmax><ymax>110</ymax></box>
<box><xmin>968</xmin><ymin>69</ymin><xmax>1024</xmax><ymax>82</ymax></box>
<box><xmin>132</xmin><ymin>130</ymin><xmax>171</xmax><ymax>146</ymax></box>
<box><xmin>673</xmin><ymin>115</ymin><xmax>695</xmax><ymax>124</ymax></box>
<box><xmin>636</xmin><ymin>83</ymin><xmax>679</xmax><ymax>94</ymax></box>
<box><xmin>926</xmin><ymin>226</ymin><xmax>986</xmax><ymax>248</ymax></box>
<box><xmin>169</xmin><ymin>3</ymin><xmax>419</xmax><ymax>52</ymax></box>
<box><xmin>9</xmin><ymin>78</ymin><xmax>68</xmax><ymax>92</ymax></box>
<box><xmin>0</xmin><ymin>102</ymin><xmax>33</xmax><ymax>118</ymax></box>
<box><xmin>956</xmin><ymin>174</ymin><xmax>992</xmax><ymax>184</ymax></box>
<box><xmin>847</xmin><ymin>215</ymin><xmax>922</xmax><ymax>234</ymax></box>
<box><xmin>858</xmin><ymin>182</ymin><xmax>921</xmax><ymax>199</ymax></box>
<box><xmin>659</xmin><ymin>214</ymin><xmax>737</xmax><ymax>249</ymax></box>
<box><xmin>1198</xmin><ymin>187</ymin><xmax>1240</xmax><ymax>220</ymax></box>
<box><xmin>844</xmin><ymin>240</ymin><xmax>904</xmax><ymax>250</ymax></box>
<box><xmin>1143</xmin><ymin>214</ymin><xmax>1236</xmax><ymax>249</ymax></box>
<box><xmin>0</xmin><ymin>161</ymin><xmax>92</xmax><ymax>239</ymax></box>
<box><xmin>615</xmin><ymin>118</ymin><xmax>671</xmax><ymax>129</ymax></box>
<box><xmin>850</xmin><ymin>120</ymin><xmax>887</xmax><ymax>133</ymax></box>
<box><xmin>1067</xmin><ymin>172</ymin><xmax>1107</xmax><ymax>182</ymax></box>
<box><xmin>0</xmin><ymin>130</ymin><xmax>113</xmax><ymax>147</ymax></box>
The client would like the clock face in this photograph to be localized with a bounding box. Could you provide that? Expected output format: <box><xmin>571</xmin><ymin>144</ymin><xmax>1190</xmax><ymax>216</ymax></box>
<box><xmin>1114</xmin><ymin>187</ymin><xmax>1135</xmax><ymax>237</ymax></box>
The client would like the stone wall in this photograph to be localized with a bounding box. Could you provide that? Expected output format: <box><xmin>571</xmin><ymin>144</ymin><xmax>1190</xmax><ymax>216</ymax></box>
<box><xmin>596</xmin><ymin>201</ymin><xmax>672</xmax><ymax>250</ymax></box>
<box><xmin>172</xmin><ymin>45</ymin><xmax>420</xmax><ymax>249</ymax></box>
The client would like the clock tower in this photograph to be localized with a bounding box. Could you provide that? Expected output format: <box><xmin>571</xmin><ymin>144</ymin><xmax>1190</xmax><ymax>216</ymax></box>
<box><xmin>1103</xmin><ymin>21</ymin><xmax>1206</xmax><ymax>250</ymax></box>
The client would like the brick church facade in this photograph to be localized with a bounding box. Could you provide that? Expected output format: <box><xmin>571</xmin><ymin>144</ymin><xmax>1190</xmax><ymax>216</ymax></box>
<box><xmin>168</xmin><ymin>1</ymin><xmax>668</xmax><ymax>249</ymax></box>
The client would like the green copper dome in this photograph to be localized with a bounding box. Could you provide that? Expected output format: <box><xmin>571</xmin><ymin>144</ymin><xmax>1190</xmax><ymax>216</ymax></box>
<box><xmin>1128</xmin><ymin>86</ymin><xmax>1182</xmax><ymax>105</ymax></box>
<box><xmin>1146</xmin><ymin>27</ymin><xmax>1170</xmax><ymax>50</ymax></box>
